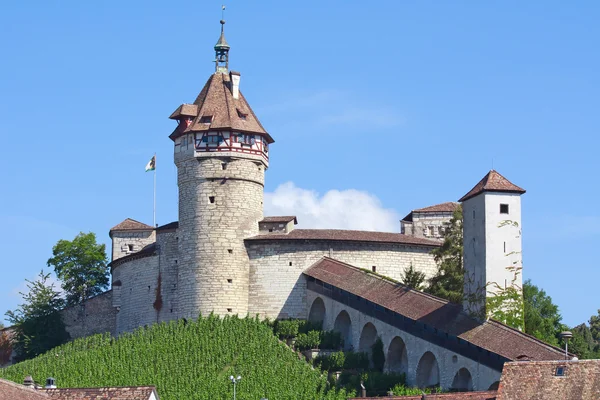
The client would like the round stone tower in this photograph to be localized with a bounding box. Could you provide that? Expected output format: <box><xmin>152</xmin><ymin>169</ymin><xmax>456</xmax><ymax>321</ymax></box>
<box><xmin>169</xmin><ymin>20</ymin><xmax>274</xmax><ymax>319</ymax></box>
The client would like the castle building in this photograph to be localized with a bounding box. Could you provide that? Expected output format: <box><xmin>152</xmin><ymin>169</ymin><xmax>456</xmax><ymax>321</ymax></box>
<box><xmin>55</xmin><ymin>20</ymin><xmax>568</xmax><ymax>391</ymax></box>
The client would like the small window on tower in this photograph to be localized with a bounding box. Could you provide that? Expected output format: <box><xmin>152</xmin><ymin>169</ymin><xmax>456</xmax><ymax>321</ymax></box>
<box><xmin>500</xmin><ymin>204</ymin><xmax>509</xmax><ymax>214</ymax></box>
<box><xmin>127</xmin><ymin>244</ymin><xmax>134</xmax><ymax>252</ymax></box>
<box><xmin>200</xmin><ymin>115</ymin><xmax>212</xmax><ymax>124</ymax></box>
<box><xmin>209</xmin><ymin>196</ymin><xmax>215</xmax><ymax>204</ymax></box>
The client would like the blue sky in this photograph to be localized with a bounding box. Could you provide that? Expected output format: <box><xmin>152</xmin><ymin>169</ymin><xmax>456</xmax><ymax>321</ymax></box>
<box><xmin>0</xmin><ymin>1</ymin><xmax>598</xmax><ymax>328</ymax></box>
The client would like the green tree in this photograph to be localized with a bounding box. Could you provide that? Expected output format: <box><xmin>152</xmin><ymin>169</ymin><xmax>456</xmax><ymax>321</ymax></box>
<box><xmin>400</xmin><ymin>263</ymin><xmax>426</xmax><ymax>290</ymax></box>
<box><xmin>522</xmin><ymin>280</ymin><xmax>563</xmax><ymax>346</ymax></box>
<box><xmin>5</xmin><ymin>271</ymin><xmax>69</xmax><ymax>361</ymax></box>
<box><xmin>569</xmin><ymin>324</ymin><xmax>599</xmax><ymax>359</ymax></box>
<box><xmin>426</xmin><ymin>206</ymin><xmax>464</xmax><ymax>303</ymax></box>
<box><xmin>47</xmin><ymin>232</ymin><xmax>109</xmax><ymax>305</ymax></box>
<box><xmin>589</xmin><ymin>309</ymin><xmax>600</xmax><ymax>342</ymax></box>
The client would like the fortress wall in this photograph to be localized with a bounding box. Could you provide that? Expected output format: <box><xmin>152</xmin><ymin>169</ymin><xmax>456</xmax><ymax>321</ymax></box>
<box><xmin>246</xmin><ymin>241</ymin><xmax>437</xmax><ymax>320</ymax></box>
<box><xmin>112</xmin><ymin>255</ymin><xmax>161</xmax><ymax>335</ymax></box>
<box><xmin>61</xmin><ymin>291</ymin><xmax>117</xmax><ymax>339</ymax></box>
<box><xmin>409</xmin><ymin>212</ymin><xmax>453</xmax><ymax>242</ymax></box>
<box><xmin>177</xmin><ymin>157</ymin><xmax>263</xmax><ymax>319</ymax></box>
<box><xmin>156</xmin><ymin>229</ymin><xmax>179</xmax><ymax>322</ymax></box>
<box><xmin>111</xmin><ymin>230</ymin><xmax>155</xmax><ymax>261</ymax></box>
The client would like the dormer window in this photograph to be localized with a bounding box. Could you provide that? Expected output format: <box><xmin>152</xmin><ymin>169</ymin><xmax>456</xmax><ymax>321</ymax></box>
<box><xmin>555</xmin><ymin>366</ymin><xmax>566</xmax><ymax>376</ymax></box>
<box><xmin>236</xmin><ymin>109</ymin><xmax>247</xmax><ymax>120</ymax></box>
<box><xmin>200</xmin><ymin>115</ymin><xmax>212</xmax><ymax>124</ymax></box>
<box><xmin>201</xmin><ymin>134</ymin><xmax>223</xmax><ymax>144</ymax></box>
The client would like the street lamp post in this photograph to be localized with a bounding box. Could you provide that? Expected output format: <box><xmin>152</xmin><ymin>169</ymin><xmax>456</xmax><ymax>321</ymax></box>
<box><xmin>229</xmin><ymin>375</ymin><xmax>241</xmax><ymax>400</ymax></box>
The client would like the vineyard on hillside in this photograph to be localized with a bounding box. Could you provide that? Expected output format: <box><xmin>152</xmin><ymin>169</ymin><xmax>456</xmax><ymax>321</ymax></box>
<box><xmin>0</xmin><ymin>315</ymin><xmax>349</xmax><ymax>400</ymax></box>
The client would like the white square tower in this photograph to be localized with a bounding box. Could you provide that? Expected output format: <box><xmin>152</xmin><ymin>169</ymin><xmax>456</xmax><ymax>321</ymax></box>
<box><xmin>460</xmin><ymin>170</ymin><xmax>526</xmax><ymax>320</ymax></box>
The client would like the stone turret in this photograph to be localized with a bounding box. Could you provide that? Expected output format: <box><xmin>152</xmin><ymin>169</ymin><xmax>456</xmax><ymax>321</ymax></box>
<box><xmin>460</xmin><ymin>170</ymin><xmax>526</xmax><ymax>321</ymax></box>
<box><xmin>169</xmin><ymin>20</ymin><xmax>274</xmax><ymax>318</ymax></box>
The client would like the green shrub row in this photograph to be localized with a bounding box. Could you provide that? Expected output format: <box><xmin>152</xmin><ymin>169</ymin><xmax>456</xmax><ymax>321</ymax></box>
<box><xmin>314</xmin><ymin>351</ymin><xmax>370</xmax><ymax>371</ymax></box>
<box><xmin>295</xmin><ymin>330</ymin><xmax>343</xmax><ymax>351</ymax></box>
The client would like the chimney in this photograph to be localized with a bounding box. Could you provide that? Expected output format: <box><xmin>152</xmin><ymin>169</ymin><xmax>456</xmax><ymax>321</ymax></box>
<box><xmin>23</xmin><ymin>376</ymin><xmax>34</xmax><ymax>387</ymax></box>
<box><xmin>230</xmin><ymin>71</ymin><xmax>241</xmax><ymax>99</ymax></box>
<box><xmin>44</xmin><ymin>377</ymin><xmax>57</xmax><ymax>389</ymax></box>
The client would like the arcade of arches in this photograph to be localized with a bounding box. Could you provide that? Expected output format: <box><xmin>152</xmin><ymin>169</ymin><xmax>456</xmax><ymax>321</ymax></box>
<box><xmin>307</xmin><ymin>295</ymin><xmax>501</xmax><ymax>391</ymax></box>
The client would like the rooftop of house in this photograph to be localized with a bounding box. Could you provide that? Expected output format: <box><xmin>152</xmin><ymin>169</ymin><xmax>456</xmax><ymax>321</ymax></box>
<box><xmin>402</xmin><ymin>202</ymin><xmax>460</xmax><ymax>222</ymax></box>
<box><xmin>0</xmin><ymin>378</ymin><xmax>49</xmax><ymax>400</ymax></box>
<box><xmin>260</xmin><ymin>216</ymin><xmax>298</xmax><ymax>224</ymax></box>
<box><xmin>303</xmin><ymin>257</ymin><xmax>567</xmax><ymax>362</ymax></box>
<box><xmin>109</xmin><ymin>219</ymin><xmax>154</xmax><ymax>235</ymax></box>
<box><xmin>459</xmin><ymin>170</ymin><xmax>526</xmax><ymax>203</ymax></box>
<box><xmin>44</xmin><ymin>386</ymin><xmax>158</xmax><ymax>400</ymax></box>
<box><xmin>349</xmin><ymin>391</ymin><xmax>498</xmax><ymax>400</ymax></box>
<box><xmin>496</xmin><ymin>359</ymin><xmax>600</xmax><ymax>400</ymax></box>
<box><xmin>246</xmin><ymin>229</ymin><xmax>441</xmax><ymax>247</ymax></box>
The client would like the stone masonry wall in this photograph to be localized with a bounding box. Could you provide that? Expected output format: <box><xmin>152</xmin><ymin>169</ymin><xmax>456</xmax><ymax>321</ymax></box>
<box><xmin>409</xmin><ymin>212</ymin><xmax>453</xmax><ymax>242</ymax></box>
<box><xmin>246</xmin><ymin>240</ymin><xmax>437</xmax><ymax>320</ymax></box>
<box><xmin>111</xmin><ymin>230</ymin><xmax>155</xmax><ymax>261</ymax></box>
<box><xmin>308</xmin><ymin>291</ymin><xmax>501</xmax><ymax>391</ymax></box>
<box><xmin>176</xmin><ymin>155</ymin><xmax>264</xmax><ymax>319</ymax></box>
<box><xmin>61</xmin><ymin>291</ymin><xmax>117</xmax><ymax>339</ymax></box>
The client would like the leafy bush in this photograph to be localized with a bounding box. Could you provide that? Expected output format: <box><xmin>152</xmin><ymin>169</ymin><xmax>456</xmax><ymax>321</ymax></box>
<box><xmin>320</xmin><ymin>330</ymin><xmax>343</xmax><ymax>350</ymax></box>
<box><xmin>391</xmin><ymin>382</ymin><xmax>437</xmax><ymax>396</ymax></box>
<box><xmin>371</xmin><ymin>338</ymin><xmax>385</xmax><ymax>372</ymax></box>
<box><xmin>344</xmin><ymin>351</ymin><xmax>370</xmax><ymax>370</ymax></box>
<box><xmin>328</xmin><ymin>351</ymin><xmax>345</xmax><ymax>371</ymax></box>
<box><xmin>275</xmin><ymin>319</ymin><xmax>299</xmax><ymax>338</ymax></box>
<box><xmin>0</xmin><ymin>315</ymin><xmax>348</xmax><ymax>400</ymax></box>
<box><xmin>296</xmin><ymin>330</ymin><xmax>321</xmax><ymax>350</ymax></box>
<box><xmin>298</xmin><ymin>320</ymin><xmax>323</xmax><ymax>334</ymax></box>
<box><xmin>363</xmin><ymin>371</ymin><xmax>406</xmax><ymax>397</ymax></box>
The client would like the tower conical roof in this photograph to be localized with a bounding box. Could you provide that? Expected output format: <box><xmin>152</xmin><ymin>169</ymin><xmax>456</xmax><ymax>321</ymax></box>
<box><xmin>169</xmin><ymin>73</ymin><xmax>273</xmax><ymax>143</ymax></box>
<box><xmin>214</xmin><ymin>30</ymin><xmax>230</xmax><ymax>50</ymax></box>
<box><xmin>459</xmin><ymin>170</ymin><xmax>526</xmax><ymax>202</ymax></box>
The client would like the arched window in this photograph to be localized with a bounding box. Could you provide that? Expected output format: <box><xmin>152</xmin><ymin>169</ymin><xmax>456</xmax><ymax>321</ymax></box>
<box><xmin>358</xmin><ymin>323</ymin><xmax>378</xmax><ymax>354</ymax></box>
<box><xmin>386</xmin><ymin>336</ymin><xmax>408</xmax><ymax>374</ymax></box>
<box><xmin>308</xmin><ymin>297</ymin><xmax>326</xmax><ymax>328</ymax></box>
<box><xmin>416</xmin><ymin>351</ymin><xmax>440</xmax><ymax>388</ymax></box>
<box><xmin>333</xmin><ymin>311</ymin><xmax>353</xmax><ymax>351</ymax></box>
<box><xmin>451</xmin><ymin>367</ymin><xmax>473</xmax><ymax>391</ymax></box>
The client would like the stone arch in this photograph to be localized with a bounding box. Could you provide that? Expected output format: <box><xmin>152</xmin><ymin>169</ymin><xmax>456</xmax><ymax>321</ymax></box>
<box><xmin>488</xmin><ymin>381</ymin><xmax>500</xmax><ymax>391</ymax></box>
<box><xmin>416</xmin><ymin>351</ymin><xmax>440</xmax><ymax>388</ymax></box>
<box><xmin>451</xmin><ymin>367</ymin><xmax>473</xmax><ymax>391</ymax></box>
<box><xmin>358</xmin><ymin>322</ymin><xmax>378</xmax><ymax>354</ymax></box>
<box><xmin>386</xmin><ymin>336</ymin><xmax>408</xmax><ymax>374</ymax></box>
<box><xmin>333</xmin><ymin>310</ymin><xmax>353</xmax><ymax>350</ymax></box>
<box><xmin>308</xmin><ymin>297</ymin><xmax>326</xmax><ymax>327</ymax></box>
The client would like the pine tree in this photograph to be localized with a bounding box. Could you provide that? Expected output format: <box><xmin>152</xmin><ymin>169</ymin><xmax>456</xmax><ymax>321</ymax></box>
<box><xmin>400</xmin><ymin>264</ymin><xmax>426</xmax><ymax>291</ymax></box>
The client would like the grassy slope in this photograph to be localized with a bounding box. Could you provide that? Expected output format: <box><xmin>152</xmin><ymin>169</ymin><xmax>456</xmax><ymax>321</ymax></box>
<box><xmin>0</xmin><ymin>315</ymin><xmax>348</xmax><ymax>400</ymax></box>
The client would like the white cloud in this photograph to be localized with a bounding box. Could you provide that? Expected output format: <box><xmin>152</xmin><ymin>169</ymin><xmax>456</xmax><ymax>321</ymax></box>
<box><xmin>264</xmin><ymin>182</ymin><xmax>400</xmax><ymax>232</ymax></box>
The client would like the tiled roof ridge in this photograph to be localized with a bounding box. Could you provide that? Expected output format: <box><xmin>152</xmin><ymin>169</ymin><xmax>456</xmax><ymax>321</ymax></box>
<box><xmin>459</xmin><ymin>170</ymin><xmax>526</xmax><ymax>202</ymax></box>
<box><xmin>109</xmin><ymin>218</ymin><xmax>154</xmax><ymax>232</ymax></box>
<box><xmin>45</xmin><ymin>385</ymin><xmax>156</xmax><ymax>390</ymax></box>
<box><xmin>0</xmin><ymin>378</ymin><xmax>49</xmax><ymax>396</ymax></box>
<box><xmin>414</xmin><ymin>201</ymin><xmax>460</xmax><ymax>213</ymax></box>
<box><xmin>246</xmin><ymin>228</ymin><xmax>442</xmax><ymax>247</ymax></box>
<box><xmin>486</xmin><ymin>319</ymin><xmax>572</xmax><ymax>357</ymax></box>
<box><xmin>319</xmin><ymin>257</ymin><xmax>452</xmax><ymax>307</ymax></box>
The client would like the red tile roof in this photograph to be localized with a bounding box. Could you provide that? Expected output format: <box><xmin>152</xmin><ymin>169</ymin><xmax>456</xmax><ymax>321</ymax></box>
<box><xmin>169</xmin><ymin>72</ymin><xmax>273</xmax><ymax>143</ymax></box>
<box><xmin>349</xmin><ymin>391</ymin><xmax>497</xmax><ymax>400</ymax></box>
<box><xmin>246</xmin><ymin>229</ymin><xmax>441</xmax><ymax>247</ymax></box>
<box><xmin>459</xmin><ymin>171</ymin><xmax>525</xmax><ymax>202</ymax></box>
<box><xmin>304</xmin><ymin>258</ymin><xmax>566</xmax><ymax>362</ymax></box>
<box><xmin>109</xmin><ymin>219</ymin><xmax>154</xmax><ymax>234</ymax></box>
<box><xmin>0</xmin><ymin>379</ymin><xmax>49</xmax><ymax>400</ymax></box>
<box><xmin>402</xmin><ymin>202</ymin><xmax>459</xmax><ymax>222</ymax></box>
<box><xmin>497</xmin><ymin>360</ymin><xmax>600</xmax><ymax>400</ymax></box>
<box><xmin>44</xmin><ymin>386</ymin><xmax>158</xmax><ymax>400</ymax></box>
<box><xmin>260</xmin><ymin>216</ymin><xmax>298</xmax><ymax>224</ymax></box>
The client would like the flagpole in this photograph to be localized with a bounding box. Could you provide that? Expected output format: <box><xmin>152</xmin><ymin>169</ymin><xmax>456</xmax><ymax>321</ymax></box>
<box><xmin>153</xmin><ymin>153</ymin><xmax>156</xmax><ymax>228</ymax></box>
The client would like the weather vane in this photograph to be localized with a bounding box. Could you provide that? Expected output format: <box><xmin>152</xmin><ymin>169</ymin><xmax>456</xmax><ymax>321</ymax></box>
<box><xmin>222</xmin><ymin>5</ymin><xmax>226</xmax><ymax>20</ymax></box>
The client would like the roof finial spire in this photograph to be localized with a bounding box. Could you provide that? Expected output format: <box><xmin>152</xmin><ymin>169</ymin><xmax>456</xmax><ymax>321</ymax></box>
<box><xmin>214</xmin><ymin>5</ymin><xmax>230</xmax><ymax>73</ymax></box>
